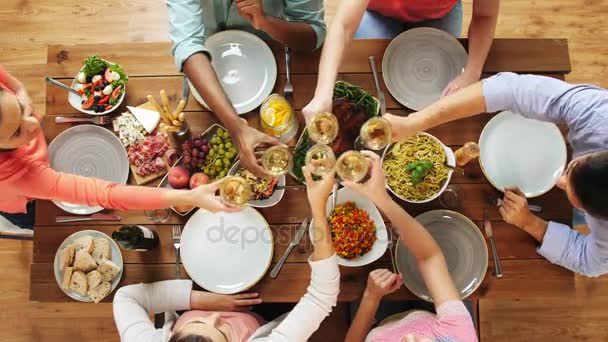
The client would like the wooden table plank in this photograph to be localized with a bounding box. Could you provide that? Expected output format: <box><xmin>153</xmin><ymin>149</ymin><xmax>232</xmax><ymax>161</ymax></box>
<box><xmin>30</xmin><ymin>259</ymin><xmax>573</xmax><ymax>303</ymax></box>
<box><xmin>46</xmin><ymin>39</ymin><xmax>570</xmax><ymax>79</ymax></box>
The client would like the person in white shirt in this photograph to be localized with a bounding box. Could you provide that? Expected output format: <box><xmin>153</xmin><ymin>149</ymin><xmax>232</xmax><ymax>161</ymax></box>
<box><xmin>112</xmin><ymin>166</ymin><xmax>340</xmax><ymax>342</ymax></box>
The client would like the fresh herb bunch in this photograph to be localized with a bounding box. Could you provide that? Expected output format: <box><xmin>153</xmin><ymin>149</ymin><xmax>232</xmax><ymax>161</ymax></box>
<box><xmin>82</xmin><ymin>56</ymin><xmax>108</xmax><ymax>77</ymax></box>
<box><xmin>406</xmin><ymin>160</ymin><xmax>434</xmax><ymax>185</ymax></box>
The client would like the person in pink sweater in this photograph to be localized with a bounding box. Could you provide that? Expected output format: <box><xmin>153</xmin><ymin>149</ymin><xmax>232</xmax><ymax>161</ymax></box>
<box><xmin>344</xmin><ymin>152</ymin><xmax>477</xmax><ymax>342</ymax></box>
<box><xmin>0</xmin><ymin>64</ymin><xmax>238</xmax><ymax>216</ymax></box>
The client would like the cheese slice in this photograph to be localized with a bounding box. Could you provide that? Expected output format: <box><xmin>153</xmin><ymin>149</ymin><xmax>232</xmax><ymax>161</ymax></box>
<box><xmin>128</xmin><ymin>106</ymin><xmax>161</xmax><ymax>134</ymax></box>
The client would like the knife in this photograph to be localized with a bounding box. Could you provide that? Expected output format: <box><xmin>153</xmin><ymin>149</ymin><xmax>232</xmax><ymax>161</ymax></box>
<box><xmin>368</xmin><ymin>56</ymin><xmax>386</xmax><ymax>115</ymax></box>
<box><xmin>56</xmin><ymin>213</ymin><xmax>121</xmax><ymax>223</ymax></box>
<box><xmin>484</xmin><ymin>209</ymin><xmax>503</xmax><ymax>278</ymax></box>
<box><xmin>270</xmin><ymin>217</ymin><xmax>309</xmax><ymax>278</ymax></box>
<box><xmin>182</xmin><ymin>75</ymin><xmax>190</xmax><ymax>104</ymax></box>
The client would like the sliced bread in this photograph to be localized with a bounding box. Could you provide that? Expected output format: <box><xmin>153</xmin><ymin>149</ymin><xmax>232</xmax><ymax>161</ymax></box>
<box><xmin>91</xmin><ymin>238</ymin><xmax>111</xmax><ymax>263</ymax></box>
<box><xmin>73</xmin><ymin>236</ymin><xmax>94</xmax><ymax>253</ymax></box>
<box><xmin>73</xmin><ymin>249</ymin><xmax>97</xmax><ymax>273</ymax></box>
<box><xmin>68</xmin><ymin>270</ymin><xmax>88</xmax><ymax>296</ymax></box>
<box><xmin>59</xmin><ymin>245</ymin><xmax>76</xmax><ymax>271</ymax></box>
<box><xmin>62</xmin><ymin>267</ymin><xmax>74</xmax><ymax>289</ymax></box>
<box><xmin>86</xmin><ymin>270</ymin><xmax>103</xmax><ymax>289</ymax></box>
<box><xmin>97</xmin><ymin>259</ymin><xmax>121</xmax><ymax>282</ymax></box>
<box><xmin>88</xmin><ymin>281</ymin><xmax>112</xmax><ymax>304</ymax></box>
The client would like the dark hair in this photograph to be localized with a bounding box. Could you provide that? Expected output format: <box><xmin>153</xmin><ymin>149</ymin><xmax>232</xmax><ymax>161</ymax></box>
<box><xmin>168</xmin><ymin>332</ymin><xmax>213</xmax><ymax>342</ymax></box>
<box><xmin>571</xmin><ymin>151</ymin><xmax>608</xmax><ymax>219</ymax></box>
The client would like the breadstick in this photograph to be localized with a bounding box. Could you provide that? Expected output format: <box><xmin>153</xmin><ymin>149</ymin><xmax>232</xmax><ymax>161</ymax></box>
<box><xmin>159</xmin><ymin>90</ymin><xmax>173</xmax><ymax>120</ymax></box>
<box><xmin>147</xmin><ymin>95</ymin><xmax>171</xmax><ymax>125</ymax></box>
<box><xmin>173</xmin><ymin>99</ymin><xmax>186</xmax><ymax>120</ymax></box>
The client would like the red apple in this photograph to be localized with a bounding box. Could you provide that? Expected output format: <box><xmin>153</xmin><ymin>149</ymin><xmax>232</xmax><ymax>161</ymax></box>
<box><xmin>168</xmin><ymin>166</ymin><xmax>190</xmax><ymax>189</ymax></box>
<box><xmin>189</xmin><ymin>172</ymin><xmax>210</xmax><ymax>189</ymax></box>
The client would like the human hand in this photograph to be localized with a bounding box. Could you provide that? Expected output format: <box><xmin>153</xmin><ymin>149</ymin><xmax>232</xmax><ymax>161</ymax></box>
<box><xmin>236</xmin><ymin>0</ymin><xmax>266</xmax><ymax>30</ymax></box>
<box><xmin>342</xmin><ymin>151</ymin><xmax>389</xmax><ymax>204</ymax></box>
<box><xmin>190</xmin><ymin>180</ymin><xmax>242</xmax><ymax>213</ymax></box>
<box><xmin>441</xmin><ymin>69</ymin><xmax>480</xmax><ymax>97</ymax></box>
<box><xmin>191</xmin><ymin>291</ymin><xmax>262</xmax><ymax>312</ymax></box>
<box><xmin>302</xmin><ymin>165</ymin><xmax>336</xmax><ymax>213</ymax></box>
<box><xmin>383</xmin><ymin>113</ymin><xmax>417</xmax><ymax>142</ymax></box>
<box><xmin>364</xmin><ymin>269</ymin><xmax>403</xmax><ymax>301</ymax></box>
<box><xmin>499</xmin><ymin>187</ymin><xmax>535</xmax><ymax>229</ymax></box>
<box><xmin>232</xmin><ymin>123</ymin><xmax>282</xmax><ymax>178</ymax></box>
<box><xmin>302</xmin><ymin>95</ymin><xmax>332</xmax><ymax>125</ymax></box>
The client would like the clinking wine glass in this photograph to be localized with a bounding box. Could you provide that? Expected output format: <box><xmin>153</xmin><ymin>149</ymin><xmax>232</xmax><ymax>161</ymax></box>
<box><xmin>219</xmin><ymin>176</ymin><xmax>252</xmax><ymax>207</ymax></box>
<box><xmin>359</xmin><ymin>116</ymin><xmax>392</xmax><ymax>151</ymax></box>
<box><xmin>305</xmin><ymin>144</ymin><xmax>336</xmax><ymax>177</ymax></box>
<box><xmin>307</xmin><ymin>112</ymin><xmax>339</xmax><ymax>145</ymax></box>
<box><xmin>261</xmin><ymin>145</ymin><xmax>292</xmax><ymax>177</ymax></box>
<box><xmin>336</xmin><ymin>150</ymin><xmax>369</xmax><ymax>183</ymax></box>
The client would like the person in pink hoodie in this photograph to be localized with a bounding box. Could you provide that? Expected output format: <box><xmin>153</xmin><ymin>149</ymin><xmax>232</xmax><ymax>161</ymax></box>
<box><xmin>0</xmin><ymin>64</ymin><xmax>238</xmax><ymax>221</ymax></box>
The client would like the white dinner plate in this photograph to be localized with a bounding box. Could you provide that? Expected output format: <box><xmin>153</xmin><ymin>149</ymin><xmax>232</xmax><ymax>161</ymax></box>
<box><xmin>181</xmin><ymin>207</ymin><xmax>273</xmax><ymax>294</ymax></box>
<box><xmin>68</xmin><ymin>59</ymin><xmax>126</xmax><ymax>115</ymax></box>
<box><xmin>190</xmin><ymin>30</ymin><xmax>277</xmax><ymax>114</ymax></box>
<box><xmin>479</xmin><ymin>111</ymin><xmax>567</xmax><ymax>197</ymax></box>
<box><xmin>53</xmin><ymin>230</ymin><xmax>124</xmax><ymax>302</ymax></box>
<box><xmin>228</xmin><ymin>160</ymin><xmax>286</xmax><ymax>208</ymax></box>
<box><xmin>310</xmin><ymin>187</ymin><xmax>388</xmax><ymax>267</ymax></box>
<box><xmin>48</xmin><ymin>125</ymin><xmax>130</xmax><ymax>214</ymax></box>
<box><xmin>382</xmin><ymin>27</ymin><xmax>467</xmax><ymax>111</ymax></box>
<box><xmin>395</xmin><ymin>210</ymin><xmax>487</xmax><ymax>302</ymax></box>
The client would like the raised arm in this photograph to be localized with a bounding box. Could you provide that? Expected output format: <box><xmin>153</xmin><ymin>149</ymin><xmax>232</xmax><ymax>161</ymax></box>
<box><xmin>236</xmin><ymin>0</ymin><xmax>326</xmax><ymax>52</ymax></box>
<box><xmin>301</xmin><ymin>0</ymin><xmax>369</xmax><ymax>122</ymax></box>
<box><xmin>10</xmin><ymin>163</ymin><xmax>238</xmax><ymax>213</ymax></box>
<box><xmin>443</xmin><ymin>0</ymin><xmax>499</xmax><ymax>95</ymax></box>
<box><xmin>252</xmin><ymin>166</ymin><xmax>339</xmax><ymax>341</ymax></box>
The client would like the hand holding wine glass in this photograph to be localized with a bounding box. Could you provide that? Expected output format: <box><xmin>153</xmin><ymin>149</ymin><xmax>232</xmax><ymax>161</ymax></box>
<box><xmin>305</xmin><ymin>144</ymin><xmax>336</xmax><ymax>177</ymax></box>
<box><xmin>219</xmin><ymin>176</ymin><xmax>252</xmax><ymax>207</ymax></box>
<box><xmin>342</xmin><ymin>151</ymin><xmax>389</xmax><ymax>204</ymax></box>
<box><xmin>260</xmin><ymin>145</ymin><xmax>292</xmax><ymax>177</ymax></box>
<box><xmin>307</xmin><ymin>112</ymin><xmax>339</xmax><ymax>144</ymax></box>
<box><xmin>336</xmin><ymin>150</ymin><xmax>369</xmax><ymax>183</ymax></box>
<box><xmin>359</xmin><ymin>116</ymin><xmax>392</xmax><ymax>150</ymax></box>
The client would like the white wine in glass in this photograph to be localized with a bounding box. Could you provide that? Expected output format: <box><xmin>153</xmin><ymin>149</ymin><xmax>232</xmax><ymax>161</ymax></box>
<box><xmin>261</xmin><ymin>146</ymin><xmax>292</xmax><ymax>177</ymax></box>
<box><xmin>305</xmin><ymin>144</ymin><xmax>336</xmax><ymax>177</ymax></box>
<box><xmin>336</xmin><ymin>150</ymin><xmax>369</xmax><ymax>183</ymax></box>
<box><xmin>308</xmin><ymin>112</ymin><xmax>339</xmax><ymax>144</ymax></box>
<box><xmin>220</xmin><ymin>176</ymin><xmax>252</xmax><ymax>206</ymax></box>
<box><xmin>360</xmin><ymin>117</ymin><xmax>392</xmax><ymax>150</ymax></box>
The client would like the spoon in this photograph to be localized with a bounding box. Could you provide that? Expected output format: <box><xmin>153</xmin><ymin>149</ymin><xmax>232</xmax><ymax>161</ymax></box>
<box><xmin>45</xmin><ymin>76</ymin><xmax>81</xmax><ymax>96</ymax></box>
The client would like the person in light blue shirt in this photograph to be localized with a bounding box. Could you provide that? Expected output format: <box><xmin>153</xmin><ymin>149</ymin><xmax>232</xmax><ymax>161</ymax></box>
<box><xmin>384</xmin><ymin>72</ymin><xmax>608</xmax><ymax>277</ymax></box>
<box><xmin>167</xmin><ymin>0</ymin><xmax>326</xmax><ymax>177</ymax></box>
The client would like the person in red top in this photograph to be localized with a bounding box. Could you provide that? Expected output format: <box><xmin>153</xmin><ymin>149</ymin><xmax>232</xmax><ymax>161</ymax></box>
<box><xmin>303</xmin><ymin>0</ymin><xmax>499</xmax><ymax>121</ymax></box>
<box><xmin>0</xmin><ymin>65</ymin><xmax>238</xmax><ymax>228</ymax></box>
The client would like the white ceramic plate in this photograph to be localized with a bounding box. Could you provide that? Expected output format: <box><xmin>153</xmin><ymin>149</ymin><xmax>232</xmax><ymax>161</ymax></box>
<box><xmin>381</xmin><ymin>132</ymin><xmax>455</xmax><ymax>203</ymax></box>
<box><xmin>382</xmin><ymin>27</ymin><xmax>467</xmax><ymax>111</ymax></box>
<box><xmin>310</xmin><ymin>187</ymin><xmax>388</xmax><ymax>267</ymax></box>
<box><xmin>189</xmin><ymin>30</ymin><xmax>277</xmax><ymax>114</ymax></box>
<box><xmin>49</xmin><ymin>125</ymin><xmax>130</xmax><ymax>214</ymax></box>
<box><xmin>228</xmin><ymin>160</ymin><xmax>286</xmax><ymax>208</ymax></box>
<box><xmin>181</xmin><ymin>207</ymin><xmax>273</xmax><ymax>294</ymax></box>
<box><xmin>479</xmin><ymin>111</ymin><xmax>567</xmax><ymax>197</ymax></box>
<box><xmin>68</xmin><ymin>59</ymin><xmax>126</xmax><ymax>115</ymax></box>
<box><xmin>53</xmin><ymin>230</ymin><xmax>124</xmax><ymax>302</ymax></box>
<box><xmin>395</xmin><ymin>210</ymin><xmax>487</xmax><ymax>302</ymax></box>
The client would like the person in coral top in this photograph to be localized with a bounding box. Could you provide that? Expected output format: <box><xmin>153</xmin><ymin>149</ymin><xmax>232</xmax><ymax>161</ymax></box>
<box><xmin>303</xmin><ymin>0</ymin><xmax>499</xmax><ymax>121</ymax></box>
<box><xmin>0</xmin><ymin>64</ymin><xmax>238</xmax><ymax>224</ymax></box>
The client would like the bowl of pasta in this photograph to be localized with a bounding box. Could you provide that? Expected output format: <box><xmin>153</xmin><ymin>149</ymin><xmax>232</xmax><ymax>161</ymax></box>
<box><xmin>381</xmin><ymin>133</ymin><xmax>455</xmax><ymax>203</ymax></box>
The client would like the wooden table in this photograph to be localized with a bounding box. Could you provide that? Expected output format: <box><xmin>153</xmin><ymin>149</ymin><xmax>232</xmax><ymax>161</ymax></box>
<box><xmin>31</xmin><ymin>39</ymin><xmax>574</xmax><ymax>306</ymax></box>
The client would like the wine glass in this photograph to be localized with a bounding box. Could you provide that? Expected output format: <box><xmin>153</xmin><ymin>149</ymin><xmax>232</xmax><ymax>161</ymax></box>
<box><xmin>261</xmin><ymin>145</ymin><xmax>292</xmax><ymax>177</ymax></box>
<box><xmin>305</xmin><ymin>144</ymin><xmax>336</xmax><ymax>177</ymax></box>
<box><xmin>307</xmin><ymin>112</ymin><xmax>339</xmax><ymax>144</ymax></box>
<box><xmin>336</xmin><ymin>150</ymin><xmax>369</xmax><ymax>183</ymax></box>
<box><xmin>219</xmin><ymin>176</ymin><xmax>252</xmax><ymax>207</ymax></box>
<box><xmin>144</xmin><ymin>208</ymin><xmax>171</xmax><ymax>223</ymax></box>
<box><xmin>359</xmin><ymin>116</ymin><xmax>392</xmax><ymax>151</ymax></box>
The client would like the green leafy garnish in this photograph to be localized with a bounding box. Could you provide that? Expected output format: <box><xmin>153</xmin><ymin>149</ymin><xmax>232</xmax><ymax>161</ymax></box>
<box><xmin>82</xmin><ymin>56</ymin><xmax>108</xmax><ymax>77</ymax></box>
<box><xmin>109</xmin><ymin>63</ymin><xmax>128</xmax><ymax>88</ymax></box>
<box><xmin>406</xmin><ymin>160</ymin><xmax>434</xmax><ymax>185</ymax></box>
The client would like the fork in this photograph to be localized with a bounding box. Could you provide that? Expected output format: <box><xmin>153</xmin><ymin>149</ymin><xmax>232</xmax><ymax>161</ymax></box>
<box><xmin>283</xmin><ymin>47</ymin><xmax>293</xmax><ymax>100</ymax></box>
<box><xmin>55</xmin><ymin>116</ymin><xmax>113</xmax><ymax>125</ymax></box>
<box><xmin>172</xmin><ymin>225</ymin><xmax>182</xmax><ymax>279</ymax></box>
<box><xmin>387</xmin><ymin>227</ymin><xmax>398</xmax><ymax>274</ymax></box>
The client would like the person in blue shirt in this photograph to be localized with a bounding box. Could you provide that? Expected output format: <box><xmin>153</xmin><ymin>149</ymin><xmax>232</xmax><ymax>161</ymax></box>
<box><xmin>385</xmin><ymin>72</ymin><xmax>608</xmax><ymax>277</ymax></box>
<box><xmin>167</xmin><ymin>0</ymin><xmax>326</xmax><ymax>177</ymax></box>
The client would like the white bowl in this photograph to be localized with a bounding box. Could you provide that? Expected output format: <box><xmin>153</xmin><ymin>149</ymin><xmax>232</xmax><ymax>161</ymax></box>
<box><xmin>310</xmin><ymin>187</ymin><xmax>388</xmax><ymax>267</ymax></box>
<box><xmin>68</xmin><ymin>59</ymin><xmax>126</xmax><ymax>116</ymax></box>
<box><xmin>381</xmin><ymin>132</ymin><xmax>455</xmax><ymax>204</ymax></box>
<box><xmin>228</xmin><ymin>160</ymin><xmax>286</xmax><ymax>208</ymax></box>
